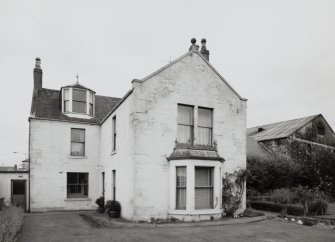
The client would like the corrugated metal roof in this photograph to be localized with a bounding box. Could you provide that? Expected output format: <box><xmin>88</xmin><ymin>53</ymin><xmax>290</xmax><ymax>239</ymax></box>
<box><xmin>248</xmin><ymin>115</ymin><xmax>319</xmax><ymax>141</ymax></box>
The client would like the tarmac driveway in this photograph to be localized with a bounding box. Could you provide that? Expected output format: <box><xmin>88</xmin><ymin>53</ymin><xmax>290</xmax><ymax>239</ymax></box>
<box><xmin>18</xmin><ymin>211</ymin><xmax>335</xmax><ymax>242</ymax></box>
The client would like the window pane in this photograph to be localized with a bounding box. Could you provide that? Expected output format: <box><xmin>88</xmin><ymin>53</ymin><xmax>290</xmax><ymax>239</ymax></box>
<box><xmin>176</xmin><ymin>167</ymin><xmax>186</xmax><ymax>209</ymax></box>
<box><xmin>89</xmin><ymin>103</ymin><xmax>93</xmax><ymax>115</ymax></box>
<box><xmin>178</xmin><ymin>105</ymin><xmax>193</xmax><ymax>125</ymax></box>
<box><xmin>177</xmin><ymin>125</ymin><xmax>192</xmax><ymax>144</ymax></box>
<box><xmin>72</xmin><ymin>101</ymin><xmax>86</xmax><ymax>113</ymax></box>
<box><xmin>73</xmin><ymin>89</ymin><xmax>87</xmax><ymax>102</ymax></box>
<box><xmin>71</xmin><ymin>129</ymin><xmax>85</xmax><ymax>142</ymax></box>
<box><xmin>197</xmin><ymin>127</ymin><xmax>212</xmax><ymax>146</ymax></box>
<box><xmin>198</xmin><ymin>108</ymin><xmax>212</xmax><ymax>127</ymax></box>
<box><xmin>71</xmin><ymin>143</ymin><xmax>85</xmax><ymax>156</ymax></box>
<box><xmin>89</xmin><ymin>92</ymin><xmax>93</xmax><ymax>103</ymax></box>
<box><xmin>176</xmin><ymin>167</ymin><xmax>187</xmax><ymax>187</ymax></box>
<box><xmin>176</xmin><ymin>188</ymin><xmax>186</xmax><ymax>209</ymax></box>
<box><xmin>64</xmin><ymin>100</ymin><xmax>69</xmax><ymax>112</ymax></box>
<box><xmin>64</xmin><ymin>89</ymin><xmax>69</xmax><ymax>101</ymax></box>
<box><xmin>67</xmin><ymin>173</ymin><xmax>77</xmax><ymax>184</ymax></box>
<box><xmin>195</xmin><ymin>168</ymin><xmax>213</xmax><ymax>187</ymax></box>
<box><xmin>195</xmin><ymin>167</ymin><xmax>213</xmax><ymax>209</ymax></box>
<box><xmin>195</xmin><ymin>188</ymin><xmax>213</xmax><ymax>209</ymax></box>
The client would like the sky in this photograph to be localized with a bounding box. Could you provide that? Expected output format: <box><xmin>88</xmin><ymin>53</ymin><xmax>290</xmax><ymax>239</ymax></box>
<box><xmin>0</xmin><ymin>0</ymin><xmax>334</xmax><ymax>165</ymax></box>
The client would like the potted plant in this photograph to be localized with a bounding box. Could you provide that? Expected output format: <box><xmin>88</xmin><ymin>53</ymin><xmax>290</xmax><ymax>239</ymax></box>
<box><xmin>105</xmin><ymin>200</ymin><xmax>121</xmax><ymax>218</ymax></box>
<box><xmin>95</xmin><ymin>196</ymin><xmax>105</xmax><ymax>213</ymax></box>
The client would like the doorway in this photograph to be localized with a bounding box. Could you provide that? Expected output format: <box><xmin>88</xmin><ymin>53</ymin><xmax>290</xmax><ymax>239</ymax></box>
<box><xmin>11</xmin><ymin>180</ymin><xmax>26</xmax><ymax>211</ymax></box>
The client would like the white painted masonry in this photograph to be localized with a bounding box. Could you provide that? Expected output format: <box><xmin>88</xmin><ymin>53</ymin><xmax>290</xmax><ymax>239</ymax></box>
<box><xmin>28</xmin><ymin>48</ymin><xmax>247</xmax><ymax>221</ymax></box>
<box><xmin>0</xmin><ymin>172</ymin><xmax>29</xmax><ymax>209</ymax></box>
<box><xmin>29</xmin><ymin>119</ymin><xmax>101</xmax><ymax>211</ymax></box>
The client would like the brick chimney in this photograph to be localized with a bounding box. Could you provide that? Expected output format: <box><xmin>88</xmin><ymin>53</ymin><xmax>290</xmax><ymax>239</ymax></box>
<box><xmin>34</xmin><ymin>57</ymin><xmax>42</xmax><ymax>90</ymax></box>
<box><xmin>200</xmin><ymin>38</ymin><xmax>209</xmax><ymax>61</ymax></box>
<box><xmin>189</xmin><ymin>38</ymin><xmax>199</xmax><ymax>51</ymax></box>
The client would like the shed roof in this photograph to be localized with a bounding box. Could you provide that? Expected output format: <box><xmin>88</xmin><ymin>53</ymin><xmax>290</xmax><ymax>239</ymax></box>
<box><xmin>247</xmin><ymin>115</ymin><xmax>320</xmax><ymax>142</ymax></box>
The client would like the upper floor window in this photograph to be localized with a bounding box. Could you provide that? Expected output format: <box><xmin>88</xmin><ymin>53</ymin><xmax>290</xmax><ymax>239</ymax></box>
<box><xmin>62</xmin><ymin>87</ymin><xmax>95</xmax><ymax>117</ymax></box>
<box><xmin>197</xmin><ymin>108</ymin><xmax>213</xmax><ymax>146</ymax></box>
<box><xmin>71</xmin><ymin>128</ymin><xmax>85</xmax><ymax>156</ymax></box>
<box><xmin>72</xmin><ymin>89</ymin><xmax>87</xmax><ymax>113</ymax></box>
<box><xmin>177</xmin><ymin>105</ymin><xmax>194</xmax><ymax>144</ymax></box>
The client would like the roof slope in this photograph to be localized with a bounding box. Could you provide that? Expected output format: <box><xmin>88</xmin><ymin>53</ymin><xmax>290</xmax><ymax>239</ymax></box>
<box><xmin>248</xmin><ymin>115</ymin><xmax>319</xmax><ymax>141</ymax></box>
<box><xmin>30</xmin><ymin>88</ymin><xmax>121</xmax><ymax>124</ymax></box>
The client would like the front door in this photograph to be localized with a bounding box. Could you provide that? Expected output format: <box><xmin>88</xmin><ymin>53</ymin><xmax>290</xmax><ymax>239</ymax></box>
<box><xmin>11</xmin><ymin>180</ymin><xmax>26</xmax><ymax>211</ymax></box>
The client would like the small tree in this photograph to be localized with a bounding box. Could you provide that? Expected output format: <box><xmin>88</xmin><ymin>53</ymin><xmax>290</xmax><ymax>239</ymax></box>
<box><xmin>222</xmin><ymin>168</ymin><xmax>249</xmax><ymax>217</ymax></box>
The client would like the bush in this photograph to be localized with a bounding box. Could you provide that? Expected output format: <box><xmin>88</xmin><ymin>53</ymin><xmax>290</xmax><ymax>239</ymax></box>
<box><xmin>248</xmin><ymin>201</ymin><xmax>304</xmax><ymax>216</ymax></box>
<box><xmin>307</xmin><ymin>199</ymin><xmax>328</xmax><ymax>216</ymax></box>
<box><xmin>105</xmin><ymin>200</ymin><xmax>121</xmax><ymax>213</ymax></box>
<box><xmin>272</xmin><ymin>188</ymin><xmax>298</xmax><ymax>204</ymax></box>
<box><xmin>95</xmin><ymin>196</ymin><xmax>104</xmax><ymax>208</ymax></box>
<box><xmin>0</xmin><ymin>205</ymin><xmax>24</xmax><ymax>242</ymax></box>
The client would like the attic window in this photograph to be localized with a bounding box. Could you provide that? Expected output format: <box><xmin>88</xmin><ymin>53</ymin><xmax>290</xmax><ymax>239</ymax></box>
<box><xmin>317</xmin><ymin>124</ymin><xmax>325</xmax><ymax>136</ymax></box>
<box><xmin>62</xmin><ymin>87</ymin><xmax>95</xmax><ymax>117</ymax></box>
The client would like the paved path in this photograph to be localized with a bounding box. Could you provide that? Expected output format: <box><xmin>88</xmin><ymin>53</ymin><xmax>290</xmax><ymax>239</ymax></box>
<box><xmin>18</xmin><ymin>211</ymin><xmax>335</xmax><ymax>242</ymax></box>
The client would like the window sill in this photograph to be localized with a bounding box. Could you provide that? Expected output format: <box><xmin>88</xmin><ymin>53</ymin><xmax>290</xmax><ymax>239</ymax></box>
<box><xmin>68</xmin><ymin>155</ymin><xmax>87</xmax><ymax>159</ymax></box>
<box><xmin>65</xmin><ymin>197</ymin><xmax>92</xmax><ymax>201</ymax></box>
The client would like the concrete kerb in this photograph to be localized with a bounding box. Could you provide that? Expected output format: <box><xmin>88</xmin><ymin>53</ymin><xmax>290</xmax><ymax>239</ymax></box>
<box><xmin>89</xmin><ymin>214</ymin><xmax>271</xmax><ymax>228</ymax></box>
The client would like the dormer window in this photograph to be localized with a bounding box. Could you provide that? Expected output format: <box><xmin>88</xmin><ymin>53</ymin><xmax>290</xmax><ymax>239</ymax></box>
<box><xmin>61</xmin><ymin>85</ymin><xmax>95</xmax><ymax>119</ymax></box>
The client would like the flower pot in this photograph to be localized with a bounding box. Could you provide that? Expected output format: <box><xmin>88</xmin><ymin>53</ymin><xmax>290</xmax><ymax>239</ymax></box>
<box><xmin>97</xmin><ymin>207</ymin><xmax>105</xmax><ymax>213</ymax></box>
<box><xmin>108</xmin><ymin>210</ymin><xmax>119</xmax><ymax>218</ymax></box>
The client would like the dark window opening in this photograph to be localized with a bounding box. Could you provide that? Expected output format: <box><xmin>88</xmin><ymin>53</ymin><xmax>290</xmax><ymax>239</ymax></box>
<box><xmin>67</xmin><ymin>172</ymin><xmax>88</xmax><ymax>198</ymax></box>
<box><xmin>318</xmin><ymin>124</ymin><xmax>325</xmax><ymax>136</ymax></box>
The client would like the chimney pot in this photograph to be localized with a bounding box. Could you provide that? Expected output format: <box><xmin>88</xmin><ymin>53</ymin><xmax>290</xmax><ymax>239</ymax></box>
<box><xmin>189</xmin><ymin>38</ymin><xmax>199</xmax><ymax>52</ymax></box>
<box><xmin>34</xmin><ymin>57</ymin><xmax>43</xmax><ymax>90</ymax></box>
<box><xmin>200</xmin><ymin>38</ymin><xmax>210</xmax><ymax>61</ymax></box>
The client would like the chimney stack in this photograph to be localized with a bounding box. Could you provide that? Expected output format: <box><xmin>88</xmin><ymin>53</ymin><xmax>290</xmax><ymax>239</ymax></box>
<box><xmin>34</xmin><ymin>57</ymin><xmax>42</xmax><ymax>90</ymax></box>
<box><xmin>200</xmin><ymin>38</ymin><xmax>209</xmax><ymax>61</ymax></box>
<box><xmin>189</xmin><ymin>38</ymin><xmax>199</xmax><ymax>52</ymax></box>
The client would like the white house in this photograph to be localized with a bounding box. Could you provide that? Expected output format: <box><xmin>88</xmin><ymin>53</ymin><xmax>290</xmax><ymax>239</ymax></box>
<box><xmin>28</xmin><ymin>39</ymin><xmax>247</xmax><ymax>221</ymax></box>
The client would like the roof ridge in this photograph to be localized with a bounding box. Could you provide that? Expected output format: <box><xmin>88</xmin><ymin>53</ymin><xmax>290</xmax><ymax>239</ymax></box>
<box><xmin>248</xmin><ymin>114</ymin><xmax>320</xmax><ymax>129</ymax></box>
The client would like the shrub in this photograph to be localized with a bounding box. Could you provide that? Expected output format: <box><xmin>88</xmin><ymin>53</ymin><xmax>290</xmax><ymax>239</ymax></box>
<box><xmin>95</xmin><ymin>196</ymin><xmax>105</xmax><ymax>208</ymax></box>
<box><xmin>272</xmin><ymin>188</ymin><xmax>298</xmax><ymax>204</ymax></box>
<box><xmin>0</xmin><ymin>198</ymin><xmax>5</xmax><ymax>211</ymax></box>
<box><xmin>105</xmin><ymin>200</ymin><xmax>121</xmax><ymax>213</ymax></box>
<box><xmin>307</xmin><ymin>199</ymin><xmax>328</xmax><ymax>216</ymax></box>
<box><xmin>0</xmin><ymin>205</ymin><xmax>24</xmax><ymax>242</ymax></box>
<box><xmin>286</xmin><ymin>204</ymin><xmax>305</xmax><ymax>216</ymax></box>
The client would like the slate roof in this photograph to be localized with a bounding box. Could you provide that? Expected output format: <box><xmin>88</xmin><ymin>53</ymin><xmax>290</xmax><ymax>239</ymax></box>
<box><xmin>167</xmin><ymin>148</ymin><xmax>224</xmax><ymax>162</ymax></box>
<box><xmin>0</xmin><ymin>166</ymin><xmax>16</xmax><ymax>172</ymax></box>
<box><xmin>247</xmin><ymin>115</ymin><xmax>320</xmax><ymax>142</ymax></box>
<box><xmin>30</xmin><ymin>88</ymin><xmax>121</xmax><ymax>124</ymax></box>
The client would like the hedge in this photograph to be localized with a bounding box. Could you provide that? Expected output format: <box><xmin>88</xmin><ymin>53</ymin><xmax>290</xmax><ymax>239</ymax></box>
<box><xmin>248</xmin><ymin>201</ymin><xmax>304</xmax><ymax>216</ymax></box>
<box><xmin>0</xmin><ymin>204</ymin><xmax>24</xmax><ymax>242</ymax></box>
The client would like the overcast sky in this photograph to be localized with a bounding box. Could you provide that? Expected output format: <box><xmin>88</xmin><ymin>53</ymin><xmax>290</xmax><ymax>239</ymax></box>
<box><xmin>0</xmin><ymin>0</ymin><xmax>334</xmax><ymax>165</ymax></box>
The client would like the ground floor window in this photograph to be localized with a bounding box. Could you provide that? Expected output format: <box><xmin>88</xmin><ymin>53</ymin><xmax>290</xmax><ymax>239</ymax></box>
<box><xmin>176</xmin><ymin>167</ymin><xmax>187</xmax><ymax>209</ymax></box>
<box><xmin>67</xmin><ymin>172</ymin><xmax>88</xmax><ymax>198</ymax></box>
<box><xmin>195</xmin><ymin>167</ymin><xmax>213</xmax><ymax>209</ymax></box>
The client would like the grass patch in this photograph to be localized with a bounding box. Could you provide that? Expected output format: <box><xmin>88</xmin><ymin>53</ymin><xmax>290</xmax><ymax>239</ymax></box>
<box><xmin>0</xmin><ymin>205</ymin><xmax>24</xmax><ymax>242</ymax></box>
<box><xmin>242</xmin><ymin>209</ymin><xmax>265</xmax><ymax>217</ymax></box>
